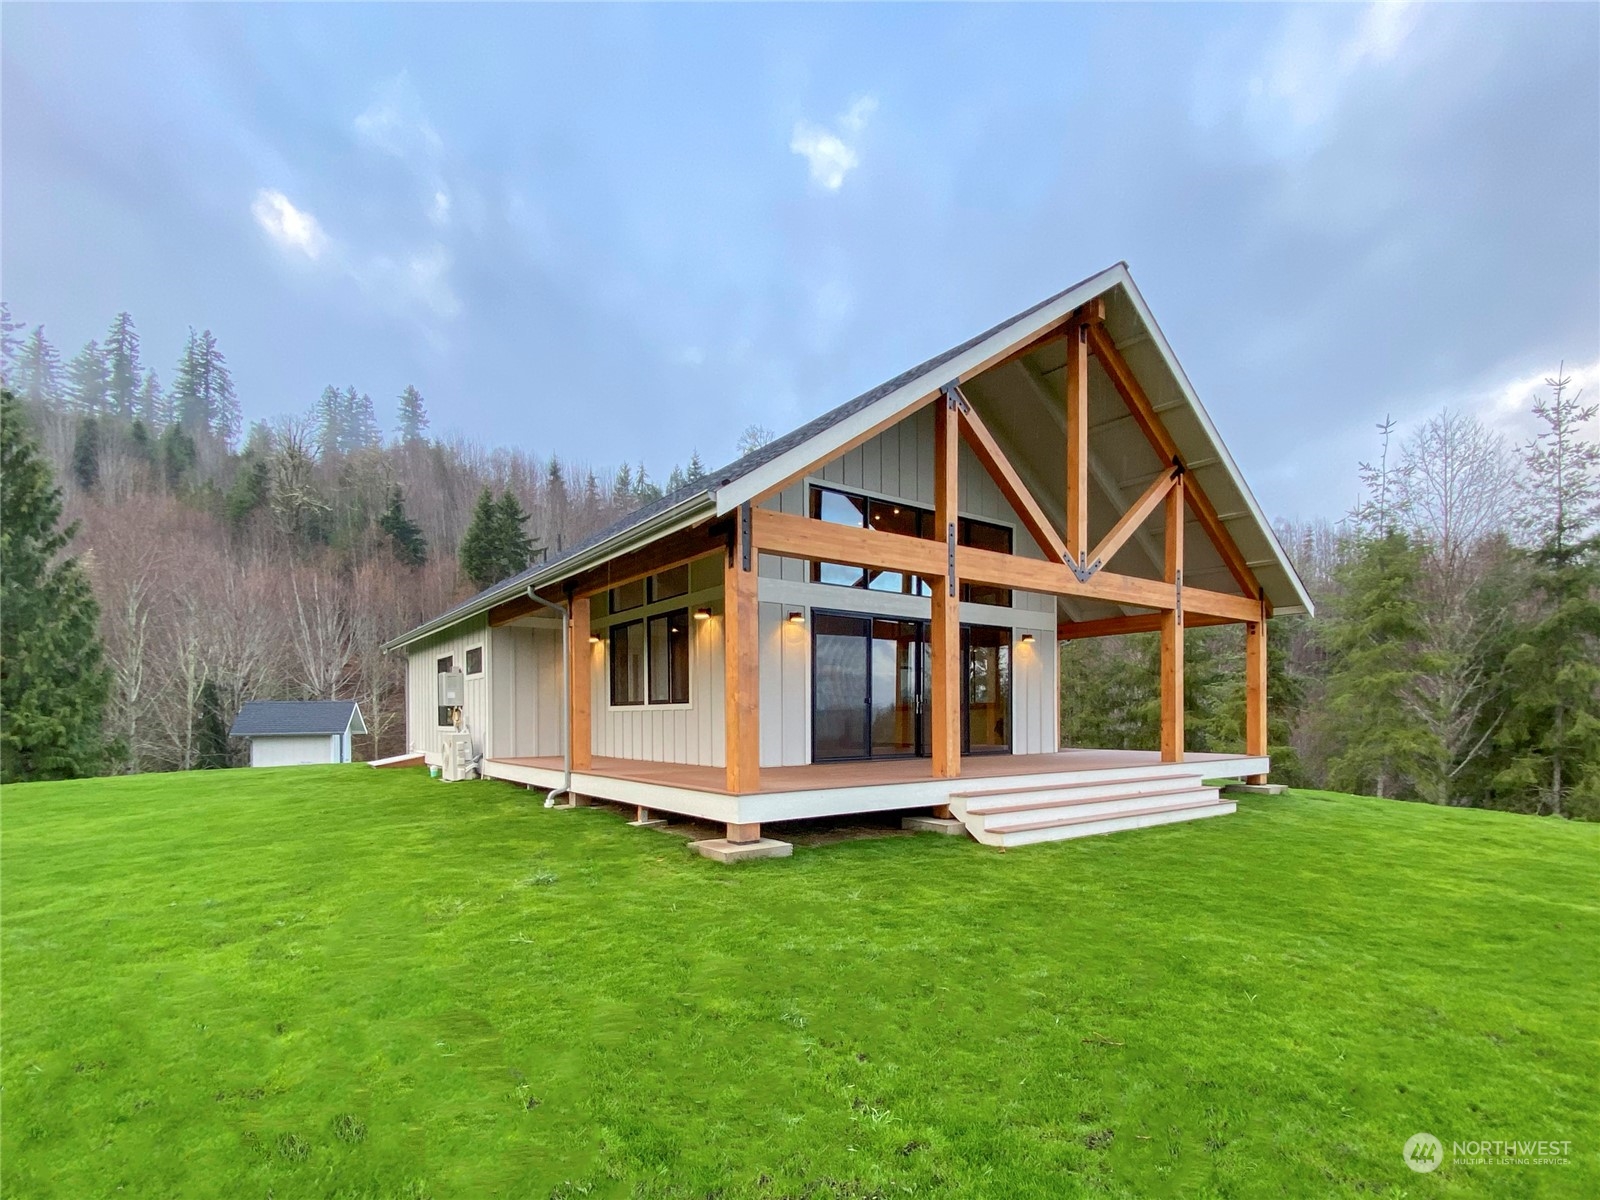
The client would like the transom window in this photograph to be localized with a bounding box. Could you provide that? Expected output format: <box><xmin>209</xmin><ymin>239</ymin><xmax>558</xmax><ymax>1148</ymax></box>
<box><xmin>809</xmin><ymin>485</ymin><xmax>1013</xmax><ymax>606</ymax></box>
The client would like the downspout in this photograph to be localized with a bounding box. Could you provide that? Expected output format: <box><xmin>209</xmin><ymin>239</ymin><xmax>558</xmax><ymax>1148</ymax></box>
<box><xmin>523</xmin><ymin>585</ymin><xmax>573</xmax><ymax>807</ymax></box>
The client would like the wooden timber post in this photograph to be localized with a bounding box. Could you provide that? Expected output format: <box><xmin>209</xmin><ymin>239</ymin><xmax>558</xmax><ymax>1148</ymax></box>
<box><xmin>568</xmin><ymin>594</ymin><xmax>592</xmax><ymax>771</ymax></box>
<box><xmin>931</xmin><ymin>388</ymin><xmax>961</xmax><ymax>779</ymax></box>
<box><xmin>1160</xmin><ymin>474</ymin><xmax>1185</xmax><ymax>763</ymax></box>
<box><xmin>1245</xmin><ymin>601</ymin><xmax>1268</xmax><ymax>783</ymax></box>
<box><xmin>1065</xmin><ymin>311</ymin><xmax>1091</xmax><ymax>568</ymax></box>
<box><xmin>724</xmin><ymin>503</ymin><xmax>760</xmax><ymax>793</ymax></box>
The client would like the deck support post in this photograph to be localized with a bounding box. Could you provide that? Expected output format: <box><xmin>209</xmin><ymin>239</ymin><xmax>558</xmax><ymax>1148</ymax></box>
<box><xmin>931</xmin><ymin>387</ymin><xmax>962</xmax><ymax>778</ymax></box>
<box><xmin>1065</xmin><ymin>311</ymin><xmax>1091</xmax><ymax>567</ymax></box>
<box><xmin>1245</xmin><ymin>607</ymin><xmax>1268</xmax><ymax>783</ymax></box>
<box><xmin>726</xmin><ymin>822</ymin><xmax>761</xmax><ymax>844</ymax></box>
<box><xmin>1160</xmin><ymin>477</ymin><xmax>1185</xmax><ymax>763</ymax></box>
<box><xmin>724</xmin><ymin>504</ymin><xmax>760</xmax><ymax>794</ymax></box>
<box><xmin>568</xmin><ymin>595</ymin><xmax>592</xmax><ymax>771</ymax></box>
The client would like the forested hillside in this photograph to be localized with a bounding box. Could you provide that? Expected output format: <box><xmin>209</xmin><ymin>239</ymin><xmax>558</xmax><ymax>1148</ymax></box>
<box><xmin>2</xmin><ymin>301</ymin><xmax>1595</xmax><ymax>818</ymax></box>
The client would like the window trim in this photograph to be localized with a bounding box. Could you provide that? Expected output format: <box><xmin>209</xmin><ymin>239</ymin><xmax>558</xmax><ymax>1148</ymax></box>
<box><xmin>463</xmin><ymin>645</ymin><xmax>485</xmax><ymax>677</ymax></box>
<box><xmin>647</xmin><ymin>608</ymin><xmax>691</xmax><ymax>705</ymax></box>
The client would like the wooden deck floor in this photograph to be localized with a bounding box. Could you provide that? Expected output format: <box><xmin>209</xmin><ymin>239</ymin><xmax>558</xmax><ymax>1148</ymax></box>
<box><xmin>488</xmin><ymin>748</ymin><xmax>1253</xmax><ymax>797</ymax></box>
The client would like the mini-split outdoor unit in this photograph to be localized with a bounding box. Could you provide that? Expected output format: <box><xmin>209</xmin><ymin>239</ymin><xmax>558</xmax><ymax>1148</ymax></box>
<box><xmin>440</xmin><ymin>732</ymin><xmax>477</xmax><ymax>783</ymax></box>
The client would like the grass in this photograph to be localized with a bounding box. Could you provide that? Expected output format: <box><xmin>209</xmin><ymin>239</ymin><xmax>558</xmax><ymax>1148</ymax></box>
<box><xmin>3</xmin><ymin>768</ymin><xmax>1596</xmax><ymax>1199</ymax></box>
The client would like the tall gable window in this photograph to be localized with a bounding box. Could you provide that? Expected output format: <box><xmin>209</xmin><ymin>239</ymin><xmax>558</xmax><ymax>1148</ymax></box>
<box><xmin>809</xmin><ymin>485</ymin><xmax>1015</xmax><ymax>606</ymax></box>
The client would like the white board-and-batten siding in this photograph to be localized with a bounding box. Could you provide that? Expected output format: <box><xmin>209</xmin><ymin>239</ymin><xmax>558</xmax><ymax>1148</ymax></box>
<box><xmin>248</xmin><ymin>734</ymin><xmax>343</xmax><ymax>767</ymax></box>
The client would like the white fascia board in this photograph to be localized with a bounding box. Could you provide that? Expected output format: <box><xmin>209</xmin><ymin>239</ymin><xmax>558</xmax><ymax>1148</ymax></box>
<box><xmin>1113</xmin><ymin>274</ymin><xmax>1315</xmax><ymax>617</ymax></box>
<box><xmin>712</xmin><ymin>265</ymin><xmax>1127</xmax><ymax>517</ymax></box>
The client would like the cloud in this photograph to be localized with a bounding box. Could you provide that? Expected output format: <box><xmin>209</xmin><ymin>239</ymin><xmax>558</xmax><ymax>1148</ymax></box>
<box><xmin>1468</xmin><ymin>358</ymin><xmax>1600</xmax><ymax>443</ymax></box>
<box><xmin>1198</xmin><ymin>2</ymin><xmax>1421</xmax><ymax>153</ymax></box>
<box><xmin>430</xmin><ymin>189</ymin><xmax>451</xmax><ymax>227</ymax></box>
<box><xmin>790</xmin><ymin>94</ymin><xmax>877</xmax><ymax>190</ymax></box>
<box><xmin>250</xmin><ymin>189</ymin><xmax>328</xmax><ymax>260</ymax></box>
<box><xmin>354</xmin><ymin>72</ymin><xmax>444</xmax><ymax>162</ymax></box>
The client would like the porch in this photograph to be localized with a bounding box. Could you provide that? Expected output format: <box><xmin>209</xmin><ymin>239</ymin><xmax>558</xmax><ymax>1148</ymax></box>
<box><xmin>484</xmin><ymin>748</ymin><xmax>1269</xmax><ymax>848</ymax></box>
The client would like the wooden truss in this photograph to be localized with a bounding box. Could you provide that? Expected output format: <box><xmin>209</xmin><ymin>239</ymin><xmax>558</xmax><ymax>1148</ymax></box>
<box><xmin>490</xmin><ymin>299</ymin><xmax>1275</xmax><ymax>794</ymax></box>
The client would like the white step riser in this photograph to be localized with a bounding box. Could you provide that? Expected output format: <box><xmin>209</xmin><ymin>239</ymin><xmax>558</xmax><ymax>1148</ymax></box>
<box><xmin>994</xmin><ymin>801</ymin><xmax>1236</xmax><ymax>847</ymax></box>
<box><xmin>966</xmin><ymin>777</ymin><xmax>1210</xmax><ymax>817</ymax></box>
<box><xmin>982</xmin><ymin>788</ymin><xmax>1221</xmax><ymax>833</ymax></box>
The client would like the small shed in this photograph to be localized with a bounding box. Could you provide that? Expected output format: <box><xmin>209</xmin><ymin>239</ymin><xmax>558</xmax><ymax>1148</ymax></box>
<box><xmin>230</xmin><ymin>700</ymin><xmax>368</xmax><ymax>767</ymax></box>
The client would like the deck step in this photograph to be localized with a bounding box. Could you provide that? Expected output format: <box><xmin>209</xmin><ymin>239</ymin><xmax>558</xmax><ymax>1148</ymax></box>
<box><xmin>986</xmin><ymin>792</ymin><xmax>1223</xmax><ymax>835</ymax></box>
<box><xmin>964</xmin><ymin>777</ymin><xmax>1210</xmax><ymax>817</ymax></box>
<box><xmin>952</xmin><ymin>770</ymin><xmax>1191</xmax><ymax>802</ymax></box>
<box><xmin>988</xmin><ymin>799</ymin><xmax>1236</xmax><ymax>847</ymax></box>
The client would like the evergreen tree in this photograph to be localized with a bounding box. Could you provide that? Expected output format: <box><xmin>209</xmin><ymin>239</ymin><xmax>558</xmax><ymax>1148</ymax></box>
<box><xmin>1321</xmin><ymin>529</ymin><xmax>1439</xmax><ymax>798</ymax></box>
<box><xmin>192</xmin><ymin>680</ymin><xmax>231</xmax><ymax>769</ymax></box>
<box><xmin>0</xmin><ymin>390</ymin><xmax>110</xmax><ymax>782</ymax></box>
<box><xmin>66</xmin><ymin>339</ymin><xmax>110</xmax><ymax>416</ymax></box>
<box><xmin>633</xmin><ymin>462</ymin><xmax>662</xmax><ymax>504</ymax></box>
<box><xmin>225</xmin><ymin>457</ymin><xmax>271</xmax><ymax>532</ymax></box>
<box><xmin>666</xmin><ymin>463</ymin><xmax>687</xmax><ymax>492</ymax></box>
<box><xmin>686</xmin><ymin>449</ymin><xmax>707</xmax><ymax>480</ymax></box>
<box><xmin>614</xmin><ymin>461</ymin><xmax>633</xmax><ymax>505</ymax></box>
<box><xmin>494</xmin><ymin>489</ymin><xmax>536</xmax><ymax>576</ymax></box>
<box><xmin>459</xmin><ymin>487</ymin><xmax>503</xmax><ymax>590</ymax></box>
<box><xmin>160</xmin><ymin>423</ymin><xmax>197</xmax><ymax>491</ymax></box>
<box><xmin>378</xmin><ymin>485</ymin><xmax>428</xmax><ymax>567</ymax></box>
<box><xmin>136</xmin><ymin>369</ymin><xmax>167</xmax><ymax>428</ymax></box>
<box><xmin>104</xmin><ymin>312</ymin><xmax>142</xmax><ymax>419</ymax></box>
<box><xmin>396</xmin><ymin>384</ymin><xmax>429</xmax><ymax>444</ymax></box>
<box><xmin>72</xmin><ymin>416</ymin><xmax>101</xmax><ymax>492</ymax></box>
<box><xmin>315</xmin><ymin>385</ymin><xmax>343</xmax><ymax>459</ymax></box>
<box><xmin>172</xmin><ymin>328</ymin><xmax>239</xmax><ymax>443</ymax></box>
<box><xmin>12</xmin><ymin>326</ymin><xmax>64</xmax><ymax>409</ymax></box>
<box><xmin>347</xmin><ymin>388</ymin><xmax>382</xmax><ymax>452</ymax></box>
<box><xmin>1494</xmin><ymin>369</ymin><xmax>1600</xmax><ymax>818</ymax></box>
<box><xmin>0</xmin><ymin>301</ymin><xmax>22</xmax><ymax>385</ymax></box>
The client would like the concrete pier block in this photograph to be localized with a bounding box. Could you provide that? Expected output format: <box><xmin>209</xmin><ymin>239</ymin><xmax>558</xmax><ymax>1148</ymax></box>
<box><xmin>689</xmin><ymin>837</ymin><xmax>794</xmax><ymax>863</ymax></box>
<box><xmin>902</xmin><ymin>815</ymin><xmax>968</xmax><ymax>836</ymax></box>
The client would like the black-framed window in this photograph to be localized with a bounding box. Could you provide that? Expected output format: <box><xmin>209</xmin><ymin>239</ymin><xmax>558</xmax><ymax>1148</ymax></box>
<box><xmin>809</xmin><ymin>485</ymin><xmax>1015</xmax><ymax>605</ymax></box>
<box><xmin>609</xmin><ymin>621</ymin><xmax>646</xmax><ymax>706</ymax></box>
<box><xmin>436</xmin><ymin>655</ymin><xmax>454</xmax><ymax>726</ymax></box>
<box><xmin>609</xmin><ymin>578</ymin><xmax>646</xmax><ymax>614</ymax></box>
<box><xmin>464</xmin><ymin>646</ymin><xmax>484</xmax><ymax>676</ymax></box>
<box><xmin>959</xmin><ymin>517</ymin><xmax>1013</xmax><ymax>607</ymax></box>
<box><xmin>648</xmin><ymin>609</ymin><xmax>691</xmax><ymax>704</ymax></box>
<box><xmin>651</xmin><ymin>564</ymin><xmax>689</xmax><ymax>603</ymax></box>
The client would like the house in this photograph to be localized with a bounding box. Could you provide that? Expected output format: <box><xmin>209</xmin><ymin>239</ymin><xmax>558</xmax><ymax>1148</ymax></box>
<box><xmin>384</xmin><ymin>263</ymin><xmax>1312</xmax><ymax>857</ymax></box>
<box><xmin>230</xmin><ymin>700</ymin><xmax>368</xmax><ymax>767</ymax></box>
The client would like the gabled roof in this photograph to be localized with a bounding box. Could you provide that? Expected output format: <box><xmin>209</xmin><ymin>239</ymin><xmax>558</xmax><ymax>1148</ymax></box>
<box><xmin>386</xmin><ymin>263</ymin><xmax>1311</xmax><ymax>650</ymax></box>
<box><xmin>230</xmin><ymin>700</ymin><xmax>368</xmax><ymax>738</ymax></box>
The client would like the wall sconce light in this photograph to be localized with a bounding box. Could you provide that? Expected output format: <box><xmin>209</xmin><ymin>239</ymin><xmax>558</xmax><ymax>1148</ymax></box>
<box><xmin>589</xmin><ymin>634</ymin><xmax>601</xmax><ymax>645</ymax></box>
<box><xmin>694</xmin><ymin>607</ymin><xmax>712</xmax><ymax>621</ymax></box>
<box><xmin>788</xmin><ymin>610</ymin><xmax>806</xmax><ymax>624</ymax></box>
<box><xmin>1020</xmin><ymin>633</ymin><xmax>1036</xmax><ymax>645</ymax></box>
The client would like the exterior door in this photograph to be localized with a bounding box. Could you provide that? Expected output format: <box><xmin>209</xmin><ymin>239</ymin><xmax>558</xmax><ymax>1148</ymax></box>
<box><xmin>812</xmin><ymin>612</ymin><xmax>1010</xmax><ymax>762</ymax></box>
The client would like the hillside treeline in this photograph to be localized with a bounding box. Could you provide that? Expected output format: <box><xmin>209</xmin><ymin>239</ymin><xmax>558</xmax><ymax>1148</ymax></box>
<box><xmin>0</xmin><ymin>306</ymin><xmax>715</xmax><ymax>772</ymax></box>
<box><xmin>2</xmin><ymin>304</ymin><xmax>1595</xmax><ymax>818</ymax></box>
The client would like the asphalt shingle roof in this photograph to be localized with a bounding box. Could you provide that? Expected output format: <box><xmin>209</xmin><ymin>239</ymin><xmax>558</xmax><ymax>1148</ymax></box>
<box><xmin>229</xmin><ymin>700</ymin><xmax>365</xmax><ymax>738</ymax></box>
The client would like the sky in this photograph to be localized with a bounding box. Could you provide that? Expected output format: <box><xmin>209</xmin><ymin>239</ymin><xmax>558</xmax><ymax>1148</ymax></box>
<box><xmin>3</xmin><ymin>1</ymin><xmax>1596</xmax><ymax>522</ymax></box>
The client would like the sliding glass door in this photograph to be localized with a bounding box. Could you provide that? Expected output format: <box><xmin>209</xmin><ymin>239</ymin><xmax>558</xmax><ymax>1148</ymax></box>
<box><xmin>811</xmin><ymin>611</ymin><xmax>1009</xmax><ymax>762</ymax></box>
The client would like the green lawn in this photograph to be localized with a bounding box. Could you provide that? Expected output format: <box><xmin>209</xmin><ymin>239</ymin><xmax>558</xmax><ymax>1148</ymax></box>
<box><xmin>3</xmin><ymin>768</ymin><xmax>1596</xmax><ymax>1199</ymax></box>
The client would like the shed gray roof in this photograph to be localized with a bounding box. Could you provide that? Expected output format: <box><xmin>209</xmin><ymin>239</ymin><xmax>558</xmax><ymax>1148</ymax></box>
<box><xmin>385</xmin><ymin>262</ymin><xmax>1311</xmax><ymax>650</ymax></box>
<box><xmin>230</xmin><ymin>700</ymin><xmax>368</xmax><ymax>738</ymax></box>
